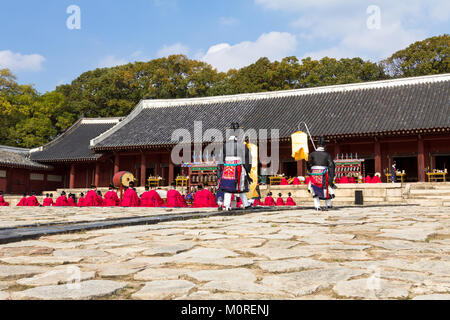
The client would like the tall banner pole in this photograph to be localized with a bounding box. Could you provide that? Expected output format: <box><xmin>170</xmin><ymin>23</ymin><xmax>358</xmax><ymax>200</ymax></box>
<box><xmin>298</xmin><ymin>122</ymin><xmax>317</xmax><ymax>151</ymax></box>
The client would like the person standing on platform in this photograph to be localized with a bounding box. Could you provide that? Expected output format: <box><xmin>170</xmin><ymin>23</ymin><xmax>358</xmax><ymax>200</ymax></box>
<box><xmin>0</xmin><ymin>191</ymin><xmax>9</xmax><ymax>206</ymax></box>
<box><xmin>307</xmin><ymin>137</ymin><xmax>336</xmax><ymax>211</ymax></box>
<box><xmin>121</xmin><ymin>182</ymin><xmax>140</xmax><ymax>207</ymax></box>
<box><xmin>104</xmin><ymin>185</ymin><xmax>120</xmax><ymax>207</ymax></box>
<box><xmin>84</xmin><ymin>185</ymin><xmax>99</xmax><ymax>207</ymax></box>
<box><xmin>391</xmin><ymin>161</ymin><xmax>398</xmax><ymax>183</ymax></box>
<box><xmin>26</xmin><ymin>191</ymin><xmax>40</xmax><ymax>207</ymax></box>
<box><xmin>55</xmin><ymin>191</ymin><xmax>69</xmax><ymax>207</ymax></box>
<box><xmin>217</xmin><ymin>122</ymin><xmax>252</xmax><ymax>211</ymax></box>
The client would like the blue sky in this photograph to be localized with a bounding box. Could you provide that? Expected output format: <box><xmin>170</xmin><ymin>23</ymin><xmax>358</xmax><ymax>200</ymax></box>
<box><xmin>0</xmin><ymin>0</ymin><xmax>448</xmax><ymax>93</ymax></box>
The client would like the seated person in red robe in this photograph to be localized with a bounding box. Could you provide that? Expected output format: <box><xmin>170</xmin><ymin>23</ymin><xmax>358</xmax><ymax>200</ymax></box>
<box><xmin>192</xmin><ymin>185</ymin><xmax>218</xmax><ymax>208</ymax></box>
<box><xmin>96</xmin><ymin>191</ymin><xmax>104</xmax><ymax>206</ymax></box>
<box><xmin>305</xmin><ymin>176</ymin><xmax>311</xmax><ymax>185</ymax></box>
<box><xmin>286</xmin><ymin>192</ymin><xmax>296</xmax><ymax>206</ymax></box>
<box><xmin>121</xmin><ymin>182</ymin><xmax>141</xmax><ymax>207</ymax></box>
<box><xmin>236</xmin><ymin>196</ymin><xmax>243</xmax><ymax>208</ymax></box>
<box><xmin>55</xmin><ymin>192</ymin><xmax>69</xmax><ymax>207</ymax></box>
<box><xmin>42</xmin><ymin>194</ymin><xmax>53</xmax><ymax>207</ymax></box>
<box><xmin>253</xmin><ymin>198</ymin><xmax>263</xmax><ymax>207</ymax></box>
<box><xmin>0</xmin><ymin>191</ymin><xmax>9</xmax><ymax>206</ymax></box>
<box><xmin>67</xmin><ymin>193</ymin><xmax>76</xmax><ymax>207</ymax></box>
<box><xmin>371</xmin><ymin>175</ymin><xmax>382</xmax><ymax>183</ymax></box>
<box><xmin>339</xmin><ymin>176</ymin><xmax>349</xmax><ymax>184</ymax></box>
<box><xmin>17</xmin><ymin>194</ymin><xmax>27</xmax><ymax>207</ymax></box>
<box><xmin>365</xmin><ymin>176</ymin><xmax>372</xmax><ymax>183</ymax></box>
<box><xmin>276</xmin><ymin>193</ymin><xmax>285</xmax><ymax>206</ymax></box>
<box><xmin>77</xmin><ymin>193</ymin><xmax>85</xmax><ymax>207</ymax></box>
<box><xmin>26</xmin><ymin>191</ymin><xmax>40</xmax><ymax>207</ymax></box>
<box><xmin>103</xmin><ymin>185</ymin><xmax>120</xmax><ymax>207</ymax></box>
<box><xmin>140</xmin><ymin>186</ymin><xmax>155</xmax><ymax>207</ymax></box>
<box><xmin>166</xmin><ymin>185</ymin><xmax>187</xmax><ymax>208</ymax></box>
<box><xmin>263</xmin><ymin>192</ymin><xmax>276</xmax><ymax>206</ymax></box>
<box><xmin>348</xmin><ymin>176</ymin><xmax>356</xmax><ymax>183</ymax></box>
<box><xmin>84</xmin><ymin>185</ymin><xmax>100</xmax><ymax>207</ymax></box>
<box><xmin>280</xmin><ymin>178</ymin><xmax>289</xmax><ymax>185</ymax></box>
<box><xmin>292</xmin><ymin>177</ymin><xmax>301</xmax><ymax>185</ymax></box>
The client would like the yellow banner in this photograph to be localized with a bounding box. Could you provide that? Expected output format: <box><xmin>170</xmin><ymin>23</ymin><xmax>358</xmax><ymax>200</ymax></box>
<box><xmin>245</xmin><ymin>142</ymin><xmax>259</xmax><ymax>199</ymax></box>
<box><xmin>291</xmin><ymin>131</ymin><xmax>309</xmax><ymax>161</ymax></box>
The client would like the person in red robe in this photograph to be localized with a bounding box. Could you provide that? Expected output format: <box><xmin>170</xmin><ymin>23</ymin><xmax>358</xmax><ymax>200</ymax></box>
<box><xmin>236</xmin><ymin>196</ymin><xmax>243</xmax><ymax>208</ymax></box>
<box><xmin>55</xmin><ymin>192</ymin><xmax>69</xmax><ymax>207</ymax></box>
<box><xmin>166</xmin><ymin>185</ymin><xmax>187</xmax><ymax>208</ymax></box>
<box><xmin>264</xmin><ymin>192</ymin><xmax>276</xmax><ymax>206</ymax></box>
<box><xmin>305</xmin><ymin>176</ymin><xmax>311</xmax><ymax>185</ymax></box>
<box><xmin>67</xmin><ymin>194</ymin><xmax>76</xmax><ymax>207</ymax></box>
<box><xmin>292</xmin><ymin>177</ymin><xmax>301</xmax><ymax>185</ymax></box>
<box><xmin>365</xmin><ymin>176</ymin><xmax>372</xmax><ymax>183</ymax></box>
<box><xmin>84</xmin><ymin>186</ymin><xmax>100</xmax><ymax>207</ymax></box>
<box><xmin>140</xmin><ymin>186</ymin><xmax>155</xmax><ymax>207</ymax></box>
<box><xmin>103</xmin><ymin>186</ymin><xmax>120</xmax><ymax>207</ymax></box>
<box><xmin>121</xmin><ymin>182</ymin><xmax>141</xmax><ymax>207</ymax></box>
<box><xmin>96</xmin><ymin>191</ymin><xmax>104</xmax><ymax>206</ymax></box>
<box><xmin>26</xmin><ymin>191</ymin><xmax>40</xmax><ymax>207</ymax></box>
<box><xmin>192</xmin><ymin>185</ymin><xmax>218</xmax><ymax>208</ymax></box>
<box><xmin>286</xmin><ymin>192</ymin><xmax>296</xmax><ymax>206</ymax></box>
<box><xmin>42</xmin><ymin>194</ymin><xmax>54</xmax><ymax>207</ymax></box>
<box><xmin>372</xmin><ymin>175</ymin><xmax>382</xmax><ymax>183</ymax></box>
<box><xmin>276</xmin><ymin>193</ymin><xmax>285</xmax><ymax>206</ymax></box>
<box><xmin>253</xmin><ymin>198</ymin><xmax>263</xmax><ymax>207</ymax></box>
<box><xmin>348</xmin><ymin>176</ymin><xmax>356</xmax><ymax>183</ymax></box>
<box><xmin>77</xmin><ymin>193</ymin><xmax>86</xmax><ymax>207</ymax></box>
<box><xmin>339</xmin><ymin>176</ymin><xmax>349</xmax><ymax>184</ymax></box>
<box><xmin>280</xmin><ymin>178</ymin><xmax>289</xmax><ymax>185</ymax></box>
<box><xmin>17</xmin><ymin>194</ymin><xmax>27</xmax><ymax>207</ymax></box>
<box><xmin>0</xmin><ymin>191</ymin><xmax>9</xmax><ymax>206</ymax></box>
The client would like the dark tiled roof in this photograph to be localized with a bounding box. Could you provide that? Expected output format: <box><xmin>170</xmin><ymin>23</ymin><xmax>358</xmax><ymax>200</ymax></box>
<box><xmin>92</xmin><ymin>74</ymin><xmax>450</xmax><ymax>150</ymax></box>
<box><xmin>0</xmin><ymin>148</ymin><xmax>51</xmax><ymax>170</ymax></box>
<box><xmin>30</xmin><ymin>118</ymin><xmax>121</xmax><ymax>162</ymax></box>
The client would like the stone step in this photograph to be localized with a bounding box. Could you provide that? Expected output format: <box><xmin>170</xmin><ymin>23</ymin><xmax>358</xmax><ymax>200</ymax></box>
<box><xmin>409</xmin><ymin>196</ymin><xmax>450</xmax><ymax>200</ymax></box>
<box><xmin>405</xmin><ymin>199</ymin><xmax>444</xmax><ymax>206</ymax></box>
<box><xmin>410</xmin><ymin>189</ymin><xmax>450</xmax><ymax>195</ymax></box>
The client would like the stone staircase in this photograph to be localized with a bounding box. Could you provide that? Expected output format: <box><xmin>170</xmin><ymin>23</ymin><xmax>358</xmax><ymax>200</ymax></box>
<box><xmin>404</xmin><ymin>182</ymin><xmax>450</xmax><ymax>207</ymax></box>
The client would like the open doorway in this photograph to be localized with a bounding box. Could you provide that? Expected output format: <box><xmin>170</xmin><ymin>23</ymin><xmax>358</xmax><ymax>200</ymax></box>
<box><xmin>391</xmin><ymin>156</ymin><xmax>418</xmax><ymax>182</ymax></box>
<box><xmin>283</xmin><ymin>161</ymin><xmax>298</xmax><ymax>178</ymax></box>
<box><xmin>364</xmin><ymin>158</ymin><xmax>375</xmax><ymax>177</ymax></box>
<box><xmin>435</xmin><ymin>154</ymin><xmax>450</xmax><ymax>171</ymax></box>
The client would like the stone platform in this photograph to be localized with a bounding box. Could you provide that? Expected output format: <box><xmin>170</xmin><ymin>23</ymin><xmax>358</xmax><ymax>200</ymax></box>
<box><xmin>0</xmin><ymin>205</ymin><xmax>448</xmax><ymax>300</ymax></box>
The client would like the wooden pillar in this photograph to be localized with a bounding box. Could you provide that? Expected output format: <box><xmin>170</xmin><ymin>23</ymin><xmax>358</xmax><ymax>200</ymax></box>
<box><xmin>335</xmin><ymin>144</ymin><xmax>341</xmax><ymax>158</ymax></box>
<box><xmin>94</xmin><ymin>162</ymin><xmax>100</xmax><ymax>187</ymax></box>
<box><xmin>114</xmin><ymin>154</ymin><xmax>120</xmax><ymax>174</ymax></box>
<box><xmin>374</xmin><ymin>140</ymin><xmax>382</xmax><ymax>174</ymax></box>
<box><xmin>418</xmin><ymin>137</ymin><xmax>425</xmax><ymax>182</ymax></box>
<box><xmin>296</xmin><ymin>160</ymin><xmax>304</xmax><ymax>177</ymax></box>
<box><xmin>69</xmin><ymin>164</ymin><xmax>76</xmax><ymax>189</ymax></box>
<box><xmin>168</xmin><ymin>157</ymin><xmax>174</xmax><ymax>186</ymax></box>
<box><xmin>140</xmin><ymin>153</ymin><xmax>146</xmax><ymax>186</ymax></box>
<box><xmin>155</xmin><ymin>156</ymin><xmax>161</xmax><ymax>177</ymax></box>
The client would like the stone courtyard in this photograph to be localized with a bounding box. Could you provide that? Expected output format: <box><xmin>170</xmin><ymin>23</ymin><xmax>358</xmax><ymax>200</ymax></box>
<box><xmin>0</xmin><ymin>205</ymin><xmax>449</xmax><ymax>300</ymax></box>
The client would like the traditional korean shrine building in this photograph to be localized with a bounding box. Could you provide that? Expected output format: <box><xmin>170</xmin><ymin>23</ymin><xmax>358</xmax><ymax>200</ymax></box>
<box><xmin>1</xmin><ymin>73</ymin><xmax>449</xmax><ymax>194</ymax></box>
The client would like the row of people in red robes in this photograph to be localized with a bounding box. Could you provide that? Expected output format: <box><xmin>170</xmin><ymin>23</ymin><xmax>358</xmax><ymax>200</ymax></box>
<box><xmin>279</xmin><ymin>174</ymin><xmax>382</xmax><ymax>185</ymax></box>
<box><xmin>253</xmin><ymin>192</ymin><xmax>296</xmax><ymax>207</ymax></box>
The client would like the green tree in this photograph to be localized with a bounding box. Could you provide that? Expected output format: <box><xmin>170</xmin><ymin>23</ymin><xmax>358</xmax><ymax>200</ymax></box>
<box><xmin>382</xmin><ymin>34</ymin><xmax>450</xmax><ymax>77</ymax></box>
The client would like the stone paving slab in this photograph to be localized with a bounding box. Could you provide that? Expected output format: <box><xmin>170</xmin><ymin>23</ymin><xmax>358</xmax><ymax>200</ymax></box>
<box><xmin>0</xmin><ymin>205</ymin><xmax>448</xmax><ymax>300</ymax></box>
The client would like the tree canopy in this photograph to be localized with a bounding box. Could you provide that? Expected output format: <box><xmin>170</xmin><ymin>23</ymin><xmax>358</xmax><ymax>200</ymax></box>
<box><xmin>0</xmin><ymin>34</ymin><xmax>448</xmax><ymax>148</ymax></box>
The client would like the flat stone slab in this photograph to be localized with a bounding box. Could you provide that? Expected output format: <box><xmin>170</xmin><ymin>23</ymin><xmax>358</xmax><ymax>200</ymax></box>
<box><xmin>261</xmin><ymin>267</ymin><xmax>367</xmax><ymax>296</ymax></box>
<box><xmin>0</xmin><ymin>256</ymin><xmax>82</xmax><ymax>265</ymax></box>
<box><xmin>0</xmin><ymin>246</ymin><xmax>53</xmax><ymax>257</ymax></box>
<box><xmin>0</xmin><ymin>265</ymin><xmax>48</xmax><ymax>279</ymax></box>
<box><xmin>141</xmin><ymin>243</ymin><xmax>195</xmax><ymax>256</ymax></box>
<box><xmin>17</xmin><ymin>267</ymin><xmax>95</xmax><ymax>286</ymax></box>
<box><xmin>132</xmin><ymin>280</ymin><xmax>195</xmax><ymax>300</ymax></box>
<box><xmin>333</xmin><ymin>278</ymin><xmax>411</xmax><ymax>299</ymax></box>
<box><xmin>186</xmin><ymin>268</ymin><xmax>256</xmax><ymax>282</ymax></box>
<box><xmin>377</xmin><ymin>228</ymin><xmax>437</xmax><ymax>241</ymax></box>
<box><xmin>53</xmin><ymin>249</ymin><xmax>109</xmax><ymax>258</ymax></box>
<box><xmin>257</xmin><ymin>258</ymin><xmax>330</xmax><ymax>273</ymax></box>
<box><xmin>173</xmin><ymin>248</ymin><xmax>239</xmax><ymax>259</ymax></box>
<box><xmin>201</xmin><ymin>280</ymin><xmax>285</xmax><ymax>296</ymax></box>
<box><xmin>412</xmin><ymin>294</ymin><xmax>450</xmax><ymax>300</ymax></box>
<box><xmin>13</xmin><ymin>280</ymin><xmax>127</xmax><ymax>300</ymax></box>
<box><xmin>0</xmin><ymin>291</ymin><xmax>8</xmax><ymax>300</ymax></box>
<box><xmin>93</xmin><ymin>264</ymin><xmax>143</xmax><ymax>277</ymax></box>
<box><xmin>134</xmin><ymin>268</ymin><xmax>192</xmax><ymax>281</ymax></box>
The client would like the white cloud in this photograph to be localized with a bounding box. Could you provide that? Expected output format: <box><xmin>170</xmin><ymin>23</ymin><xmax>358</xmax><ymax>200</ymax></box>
<box><xmin>219</xmin><ymin>17</ymin><xmax>239</xmax><ymax>26</ymax></box>
<box><xmin>202</xmin><ymin>31</ymin><xmax>297</xmax><ymax>72</ymax></box>
<box><xmin>0</xmin><ymin>50</ymin><xmax>45</xmax><ymax>72</ymax></box>
<box><xmin>255</xmin><ymin>0</ymin><xmax>447</xmax><ymax>62</ymax></box>
<box><xmin>157</xmin><ymin>43</ymin><xmax>190</xmax><ymax>57</ymax></box>
<box><xmin>98</xmin><ymin>55</ymin><xmax>128</xmax><ymax>68</ymax></box>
